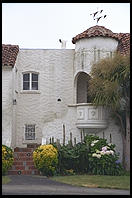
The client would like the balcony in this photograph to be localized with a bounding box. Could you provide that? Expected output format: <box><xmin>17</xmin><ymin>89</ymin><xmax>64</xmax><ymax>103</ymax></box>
<box><xmin>76</xmin><ymin>103</ymin><xmax>108</xmax><ymax>129</ymax></box>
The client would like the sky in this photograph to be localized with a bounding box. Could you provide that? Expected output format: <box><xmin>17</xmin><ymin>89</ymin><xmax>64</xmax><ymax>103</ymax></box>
<box><xmin>2</xmin><ymin>3</ymin><xmax>130</xmax><ymax>49</ymax></box>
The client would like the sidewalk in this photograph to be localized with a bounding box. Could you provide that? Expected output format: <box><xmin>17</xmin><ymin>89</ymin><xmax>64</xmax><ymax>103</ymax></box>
<box><xmin>2</xmin><ymin>175</ymin><xmax>130</xmax><ymax>195</ymax></box>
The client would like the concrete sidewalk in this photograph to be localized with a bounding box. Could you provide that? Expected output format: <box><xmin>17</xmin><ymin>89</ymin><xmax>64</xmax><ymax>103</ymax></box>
<box><xmin>2</xmin><ymin>175</ymin><xmax>130</xmax><ymax>195</ymax></box>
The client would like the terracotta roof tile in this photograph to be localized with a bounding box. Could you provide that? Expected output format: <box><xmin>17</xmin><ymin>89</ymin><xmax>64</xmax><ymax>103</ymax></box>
<box><xmin>72</xmin><ymin>25</ymin><xmax>130</xmax><ymax>55</ymax></box>
<box><xmin>2</xmin><ymin>44</ymin><xmax>19</xmax><ymax>67</ymax></box>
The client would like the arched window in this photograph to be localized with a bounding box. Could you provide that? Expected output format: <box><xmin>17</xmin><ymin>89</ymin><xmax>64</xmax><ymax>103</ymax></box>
<box><xmin>76</xmin><ymin>72</ymin><xmax>91</xmax><ymax>103</ymax></box>
<box><xmin>23</xmin><ymin>72</ymin><xmax>38</xmax><ymax>90</ymax></box>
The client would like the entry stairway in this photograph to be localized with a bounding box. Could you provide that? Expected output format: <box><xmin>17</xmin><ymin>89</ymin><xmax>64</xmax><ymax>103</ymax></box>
<box><xmin>8</xmin><ymin>144</ymin><xmax>41</xmax><ymax>175</ymax></box>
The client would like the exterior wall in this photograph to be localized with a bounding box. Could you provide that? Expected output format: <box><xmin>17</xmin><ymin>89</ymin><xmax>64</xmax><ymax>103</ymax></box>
<box><xmin>73</xmin><ymin>36</ymin><xmax>123</xmax><ymax>160</ymax></box>
<box><xmin>2</xmin><ymin>67</ymin><xmax>13</xmax><ymax>147</ymax></box>
<box><xmin>2</xmin><ymin>36</ymin><xmax>123</xmax><ymax>160</ymax></box>
<box><xmin>42</xmin><ymin>106</ymin><xmax>81</xmax><ymax>145</ymax></box>
<box><xmin>74</xmin><ymin>37</ymin><xmax>118</xmax><ymax>76</ymax></box>
<box><xmin>14</xmin><ymin>49</ymin><xmax>75</xmax><ymax>147</ymax></box>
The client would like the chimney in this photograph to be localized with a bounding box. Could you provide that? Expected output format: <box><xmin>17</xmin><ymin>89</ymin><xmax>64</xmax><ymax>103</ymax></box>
<box><xmin>59</xmin><ymin>39</ymin><xmax>67</xmax><ymax>49</ymax></box>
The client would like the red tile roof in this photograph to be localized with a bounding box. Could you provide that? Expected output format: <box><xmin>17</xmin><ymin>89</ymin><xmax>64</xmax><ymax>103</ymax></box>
<box><xmin>72</xmin><ymin>25</ymin><xmax>130</xmax><ymax>55</ymax></box>
<box><xmin>116</xmin><ymin>33</ymin><xmax>130</xmax><ymax>55</ymax></box>
<box><xmin>2</xmin><ymin>44</ymin><xmax>19</xmax><ymax>67</ymax></box>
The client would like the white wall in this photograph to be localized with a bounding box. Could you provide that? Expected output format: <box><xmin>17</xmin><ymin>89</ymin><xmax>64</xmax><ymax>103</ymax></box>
<box><xmin>73</xmin><ymin>36</ymin><xmax>123</xmax><ymax>160</ymax></box>
<box><xmin>2</xmin><ymin>67</ymin><xmax>13</xmax><ymax>147</ymax></box>
<box><xmin>74</xmin><ymin>37</ymin><xmax>118</xmax><ymax>76</ymax></box>
<box><xmin>4</xmin><ymin>36</ymin><xmax>123</xmax><ymax>160</ymax></box>
<box><xmin>14</xmin><ymin>49</ymin><xmax>75</xmax><ymax>147</ymax></box>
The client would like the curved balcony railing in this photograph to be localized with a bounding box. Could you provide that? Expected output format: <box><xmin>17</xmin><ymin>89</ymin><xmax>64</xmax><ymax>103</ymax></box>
<box><xmin>75</xmin><ymin>103</ymin><xmax>108</xmax><ymax>129</ymax></box>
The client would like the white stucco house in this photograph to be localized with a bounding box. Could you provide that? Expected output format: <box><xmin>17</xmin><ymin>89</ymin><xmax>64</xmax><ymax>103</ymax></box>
<box><xmin>2</xmin><ymin>25</ymin><xmax>130</xmax><ymax>162</ymax></box>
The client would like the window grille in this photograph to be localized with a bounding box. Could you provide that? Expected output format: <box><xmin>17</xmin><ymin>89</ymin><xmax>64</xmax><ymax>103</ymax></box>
<box><xmin>25</xmin><ymin>124</ymin><xmax>35</xmax><ymax>140</ymax></box>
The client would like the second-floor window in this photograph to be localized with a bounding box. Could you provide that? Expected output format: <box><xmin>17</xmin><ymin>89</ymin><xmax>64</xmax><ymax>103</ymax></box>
<box><xmin>23</xmin><ymin>72</ymin><xmax>38</xmax><ymax>90</ymax></box>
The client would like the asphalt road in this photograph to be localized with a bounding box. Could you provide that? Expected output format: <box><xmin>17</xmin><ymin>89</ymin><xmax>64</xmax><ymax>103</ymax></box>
<box><xmin>2</xmin><ymin>175</ymin><xmax>130</xmax><ymax>195</ymax></box>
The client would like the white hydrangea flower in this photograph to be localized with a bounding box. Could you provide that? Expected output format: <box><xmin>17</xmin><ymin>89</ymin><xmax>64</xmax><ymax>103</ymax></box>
<box><xmin>105</xmin><ymin>150</ymin><xmax>111</xmax><ymax>155</ymax></box>
<box><xmin>109</xmin><ymin>150</ymin><xmax>114</xmax><ymax>155</ymax></box>
<box><xmin>100</xmin><ymin>150</ymin><xmax>105</xmax><ymax>155</ymax></box>
<box><xmin>92</xmin><ymin>153</ymin><xmax>97</xmax><ymax>157</ymax></box>
<box><xmin>94</xmin><ymin>140</ymin><xmax>99</xmax><ymax>144</ymax></box>
<box><xmin>96</xmin><ymin>154</ymin><xmax>101</xmax><ymax>158</ymax></box>
<box><xmin>96</xmin><ymin>149</ymin><xmax>100</xmax><ymax>154</ymax></box>
<box><xmin>91</xmin><ymin>139</ymin><xmax>99</xmax><ymax>146</ymax></box>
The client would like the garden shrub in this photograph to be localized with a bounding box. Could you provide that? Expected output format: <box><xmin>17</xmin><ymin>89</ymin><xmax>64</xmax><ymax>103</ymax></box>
<box><xmin>33</xmin><ymin>144</ymin><xmax>58</xmax><ymax>176</ymax></box>
<box><xmin>84</xmin><ymin>135</ymin><xmax>124</xmax><ymax>175</ymax></box>
<box><xmin>2</xmin><ymin>145</ymin><xmax>14</xmax><ymax>175</ymax></box>
<box><xmin>53</xmin><ymin>141</ymin><xmax>90</xmax><ymax>175</ymax></box>
<box><xmin>53</xmin><ymin>135</ymin><xmax>124</xmax><ymax>176</ymax></box>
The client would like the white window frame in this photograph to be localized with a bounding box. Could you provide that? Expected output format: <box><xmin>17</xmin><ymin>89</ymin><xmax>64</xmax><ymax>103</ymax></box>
<box><xmin>22</xmin><ymin>71</ymin><xmax>39</xmax><ymax>91</ymax></box>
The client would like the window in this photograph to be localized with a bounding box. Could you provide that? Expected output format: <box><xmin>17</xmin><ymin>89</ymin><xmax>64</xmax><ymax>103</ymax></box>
<box><xmin>25</xmin><ymin>124</ymin><xmax>35</xmax><ymax>140</ymax></box>
<box><xmin>23</xmin><ymin>72</ymin><xmax>38</xmax><ymax>90</ymax></box>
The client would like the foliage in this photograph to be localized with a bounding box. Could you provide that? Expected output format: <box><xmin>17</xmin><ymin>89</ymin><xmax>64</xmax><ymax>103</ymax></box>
<box><xmin>53</xmin><ymin>141</ymin><xmax>90</xmax><ymax>175</ymax></box>
<box><xmin>33</xmin><ymin>144</ymin><xmax>58</xmax><ymax>176</ymax></box>
<box><xmin>85</xmin><ymin>135</ymin><xmax>123</xmax><ymax>175</ymax></box>
<box><xmin>52</xmin><ymin>135</ymin><xmax>124</xmax><ymax>176</ymax></box>
<box><xmin>88</xmin><ymin>53</ymin><xmax>130</xmax><ymax>170</ymax></box>
<box><xmin>88</xmin><ymin>53</ymin><xmax>130</xmax><ymax>112</ymax></box>
<box><xmin>2</xmin><ymin>145</ymin><xmax>14</xmax><ymax>175</ymax></box>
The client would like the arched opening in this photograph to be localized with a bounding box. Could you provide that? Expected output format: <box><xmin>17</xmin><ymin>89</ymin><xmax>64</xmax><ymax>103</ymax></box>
<box><xmin>76</xmin><ymin>72</ymin><xmax>91</xmax><ymax>104</ymax></box>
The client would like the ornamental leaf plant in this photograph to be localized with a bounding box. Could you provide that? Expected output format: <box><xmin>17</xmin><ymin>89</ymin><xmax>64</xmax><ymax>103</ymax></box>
<box><xmin>33</xmin><ymin>144</ymin><xmax>58</xmax><ymax>176</ymax></box>
<box><xmin>88</xmin><ymin>53</ymin><xmax>130</xmax><ymax>171</ymax></box>
<box><xmin>2</xmin><ymin>145</ymin><xmax>14</xmax><ymax>175</ymax></box>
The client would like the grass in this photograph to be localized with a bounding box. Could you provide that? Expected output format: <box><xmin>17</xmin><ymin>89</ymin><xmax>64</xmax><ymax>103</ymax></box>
<box><xmin>2</xmin><ymin>176</ymin><xmax>11</xmax><ymax>184</ymax></box>
<box><xmin>51</xmin><ymin>174</ymin><xmax>130</xmax><ymax>190</ymax></box>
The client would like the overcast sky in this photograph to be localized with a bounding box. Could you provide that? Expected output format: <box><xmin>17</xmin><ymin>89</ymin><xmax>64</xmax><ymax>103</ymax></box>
<box><xmin>2</xmin><ymin>3</ymin><xmax>130</xmax><ymax>49</ymax></box>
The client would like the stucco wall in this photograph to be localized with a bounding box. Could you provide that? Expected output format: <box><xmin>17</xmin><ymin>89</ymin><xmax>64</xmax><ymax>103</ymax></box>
<box><xmin>15</xmin><ymin>49</ymin><xmax>75</xmax><ymax>147</ymax></box>
<box><xmin>73</xmin><ymin>37</ymin><xmax>122</xmax><ymax>160</ymax></box>
<box><xmin>2</xmin><ymin>36</ymin><xmax>123</xmax><ymax>160</ymax></box>
<box><xmin>74</xmin><ymin>37</ymin><xmax>118</xmax><ymax>76</ymax></box>
<box><xmin>2</xmin><ymin>67</ymin><xmax>13</xmax><ymax>147</ymax></box>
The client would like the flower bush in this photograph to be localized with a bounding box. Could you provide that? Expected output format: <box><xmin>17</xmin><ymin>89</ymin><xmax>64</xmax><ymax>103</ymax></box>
<box><xmin>2</xmin><ymin>145</ymin><xmax>14</xmax><ymax>175</ymax></box>
<box><xmin>33</xmin><ymin>144</ymin><xmax>58</xmax><ymax>176</ymax></box>
<box><xmin>85</xmin><ymin>135</ymin><xmax>124</xmax><ymax>175</ymax></box>
<box><xmin>53</xmin><ymin>134</ymin><xmax>124</xmax><ymax>176</ymax></box>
